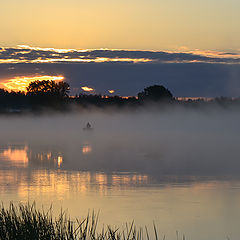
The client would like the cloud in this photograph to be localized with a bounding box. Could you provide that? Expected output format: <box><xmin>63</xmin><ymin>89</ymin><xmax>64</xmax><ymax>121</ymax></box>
<box><xmin>0</xmin><ymin>45</ymin><xmax>240</xmax><ymax>64</ymax></box>
<box><xmin>0</xmin><ymin>46</ymin><xmax>240</xmax><ymax>97</ymax></box>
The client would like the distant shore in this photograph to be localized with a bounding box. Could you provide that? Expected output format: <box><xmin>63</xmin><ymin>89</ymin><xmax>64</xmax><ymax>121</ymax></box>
<box><xmin>1</xmin><ymin>81</ymin><xmax>240</xmax><ymax>114</ymax></box>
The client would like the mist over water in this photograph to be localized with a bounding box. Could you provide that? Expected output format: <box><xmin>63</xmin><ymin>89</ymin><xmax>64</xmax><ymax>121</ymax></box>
<box><xmin>0</xmin><ymin>106</ymin><xmax>240</xmax><ymax>176</ymax></box>
<box><xmin>1</xmin><ymin>107</ymin><xmax>240</xmax><ymax>240</ymax></box>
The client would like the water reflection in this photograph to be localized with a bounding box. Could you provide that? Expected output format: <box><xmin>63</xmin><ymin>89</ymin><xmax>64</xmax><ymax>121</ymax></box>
<box><xmin>0</xmin><ymin>143</ymin><xmax>95</xmax><ymax>169</ymax></box>
<box><xmin>1</xmin><ymin>143</ymin><xmax>240</xmax><ymax>240</ymax></box>
<box><xmin>57</xmin><ymin>155</ymin><xmax>63</xmax><ymax>167</ymax></box>
<box><xmin>0</xmin><ymin>145</ymin><xmax>29</xmax><ymax>168</ymax></box>
<box><xmin>0</xmin><ymin>170</ymin><xmax>149</xmax><ymax>197</ymax></box>
<box><xmin>27</xmin><ymin>145</ymin><xmax>64</xmax><ymax>168</ymax></box>
<box><xmin>82</xmin><ymin>144</ymin><xmax>92</xmax><ymax>155</ymax></box>
<box><xmin>0</xmin><ymin>144</ymin><xmax>64</xmax><ymax>168</ymax></box>
<box><xmin>0</xmin><ymin>143</ymin><xmax>150</xmax><ymax>194</ymax></box>
<box><xmin>0</xmin><ymin>168</ymin><xmax>240</xmax><ymax>240</ymax></box>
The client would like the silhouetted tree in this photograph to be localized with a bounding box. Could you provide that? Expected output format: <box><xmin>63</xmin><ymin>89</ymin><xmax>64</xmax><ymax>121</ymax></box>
<box><xmin>138</xmin><ymin>85</ymin><xmax>173</xmax><ymax>102</ymax></box>
<box><xmin>0</xmin><ymin>88</ymin><xmax>26</xmax><ymax>111</ymax></box>
<box><xmin>57</xmin><ymin>81</ymin><xmax>71</xmax><ymax>98</ymax></box>
<box><xmin>26</xmin><ymin>80</ymin><xmax>70</xmax><ymax>98</ymax></box>
<box><xmin>25</xmin><ymin>80</ymin><xmax>70</xmax><ymax>109</ymax></box>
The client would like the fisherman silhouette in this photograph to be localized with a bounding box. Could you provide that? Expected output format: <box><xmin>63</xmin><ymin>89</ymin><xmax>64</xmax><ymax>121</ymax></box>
<box><xmin>83</xmin><ymin>122</ymin><xmax>93</xmax><ymax>131</ymax></box>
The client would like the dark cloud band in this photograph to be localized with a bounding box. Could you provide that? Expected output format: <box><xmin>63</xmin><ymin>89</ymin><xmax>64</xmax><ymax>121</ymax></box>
<box><xmin>0</xmin><ymin>46</ymin><xmax>240</xmax><ymax>97</ymax></box>
<box><xmin>0</xmin><ymin>46</ymin><xmax>240</xmax><ymax>64</ymax></box>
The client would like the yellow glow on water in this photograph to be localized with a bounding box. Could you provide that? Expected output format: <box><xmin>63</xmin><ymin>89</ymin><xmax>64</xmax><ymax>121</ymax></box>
<box><xmin>82</xmin><ymin>145</ymin><xmax>92</xmax><ymax>154</ymax></box>
<box><xmin>7</xmin><ymin>171</ymin><xmax>149</xmax><ymax>199</ymax></box>
<box><xmin>18</xmin><ymin>171</ymin><xmax>72</xmax><ymax>199</ymax></box>
<box><xmin>57</xmin><ymin>156</ymin><xmax>63</xmax><ymax>167</ymax></box>
<box><xmin>0</xmin><ymin>75</ymin><xmax>64</xmax><ymax>92</ymax></box>
<box><xmin>81</xmin><ymin>86</ymin><xmax>94</xmax><ymax>92</ymax></box>
<box><xmin>0</xmin><ymin>146</ymin><xmax>28</xmax><ymax>167</ymax></box>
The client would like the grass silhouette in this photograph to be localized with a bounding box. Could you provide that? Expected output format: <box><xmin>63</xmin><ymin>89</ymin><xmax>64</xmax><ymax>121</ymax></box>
<box><xmin>0</xmin><ymin>202</ymin><xmax>190</xmax><ymax>240</ymax></box>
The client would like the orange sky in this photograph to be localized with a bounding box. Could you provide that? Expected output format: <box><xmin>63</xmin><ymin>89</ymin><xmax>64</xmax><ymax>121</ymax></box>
<box><xmin>0</xmin><ymin>0</ymin><xmax>239</xmax><ymax>52</ymax></box>
<box><xmin>0</xmin><ymin>76</ymin><xmax>64</xmax><ymax>92</ymax></box>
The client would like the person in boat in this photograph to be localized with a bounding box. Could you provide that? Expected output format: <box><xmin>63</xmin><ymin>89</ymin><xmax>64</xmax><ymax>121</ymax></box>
<box><xmin>86</xmin><ymin>122</ymin><xmax>91</xmax><ymax>129</ymax></box>
<box><xmin>83</xmin><ymin>122</ymin><xmax>93</xmax><ymax>130</ymax></box>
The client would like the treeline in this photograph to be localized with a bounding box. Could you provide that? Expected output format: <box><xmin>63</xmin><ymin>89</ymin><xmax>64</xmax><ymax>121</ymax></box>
<box><xmin>0</xmin><ymin>80</ymin><xmax>239</xmax><ymax>113</ymax></box>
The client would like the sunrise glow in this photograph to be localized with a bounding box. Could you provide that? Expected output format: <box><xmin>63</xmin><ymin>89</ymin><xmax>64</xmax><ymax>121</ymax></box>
<box><xmin>81</xmin><ymin>86</ymin><xmax>94</xmax><ymax>92</ymax></box>
<box><xmin>0</xmin><ymin>0</ymin><xmax>240</xmax><ymax>238</ymax></box>
<box><xmin>108</xmin><ymin>90</ymin><xmax>115</xmax><ymax>94</ymax></box>
<box><xmin>0</xmin><ymin>75</ymin><xmax>64</xmax><ymax>92</ymax></box>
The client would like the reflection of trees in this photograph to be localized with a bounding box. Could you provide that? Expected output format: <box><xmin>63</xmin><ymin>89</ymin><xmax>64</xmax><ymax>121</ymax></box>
<box><xmin>27</xmin><ymin>145</ymin><xmax>64</xmax><ymax>168</ymax></box>
<box><xmin>0</xmin><ymin>144</ymin><xmax>28</xmax><ymax>168</ymax></box>
<box><xmin>0</xmin><ymin>170</ymin><xmax>150</xmax><ymax>196</ymax></box>
<box><xmin>0</xmin><ymin>144</ymin><xmax>65</xmax><ymax>168</ymax></box>
<box><xmin>0</xmin><ymin>142</ymin><xmax>95</xmax><ymax>169</ymax></box>
<box><xmin>82</xmin><ymin>144</ymin><xmax>92</xmax><ymax>155</ymax></box>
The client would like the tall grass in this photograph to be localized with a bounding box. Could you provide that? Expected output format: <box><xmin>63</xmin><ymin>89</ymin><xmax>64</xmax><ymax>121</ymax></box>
<box><xmin>0</xmin><ymin>202</ymin><xmax>186</xmax><ymax>240</ymax></box>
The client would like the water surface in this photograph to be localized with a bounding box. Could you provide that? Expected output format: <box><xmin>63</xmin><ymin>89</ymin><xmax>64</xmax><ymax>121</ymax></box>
<box><xmin>0</xmin><ymin>110</ymin><xmax>240</xmax><ymax>240</ymax></box>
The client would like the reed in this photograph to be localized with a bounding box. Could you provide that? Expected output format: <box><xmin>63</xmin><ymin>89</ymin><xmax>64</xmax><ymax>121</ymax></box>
<box><xmin>0</xmin><ymin>202</ymin><xmax>187</xmax><ymax>240</ymax></box>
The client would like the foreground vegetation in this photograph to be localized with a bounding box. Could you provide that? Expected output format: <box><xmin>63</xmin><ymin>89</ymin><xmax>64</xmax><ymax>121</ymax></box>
<box><xmin>0</xmin><ymin>203</ymin><xmax>186</xmax><ymax>240</ymax></box>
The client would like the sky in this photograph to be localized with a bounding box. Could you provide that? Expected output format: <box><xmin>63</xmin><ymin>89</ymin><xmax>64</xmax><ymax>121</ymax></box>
<box><xmin>1</xmin><ymin>0</ymin><xmax>240</xmax><ymax>51</ymax></box>
<box><xmin>0</xmin><ymin>0</ymin><xmax>240</xmax><ymax>96</ymax></box>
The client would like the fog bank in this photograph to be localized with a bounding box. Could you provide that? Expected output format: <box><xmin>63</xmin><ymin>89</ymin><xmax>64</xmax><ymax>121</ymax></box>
<box><xmin>0</xmin><ymin>107</ymin><xmax>239</xmax><ymax>176</ymax></box>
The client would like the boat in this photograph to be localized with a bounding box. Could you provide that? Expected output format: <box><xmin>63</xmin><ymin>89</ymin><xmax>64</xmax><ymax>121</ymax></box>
<box><xmin>83</xmin><ymin>122</ymin><xmax>93</xmax><ymax>131</ymax></box>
